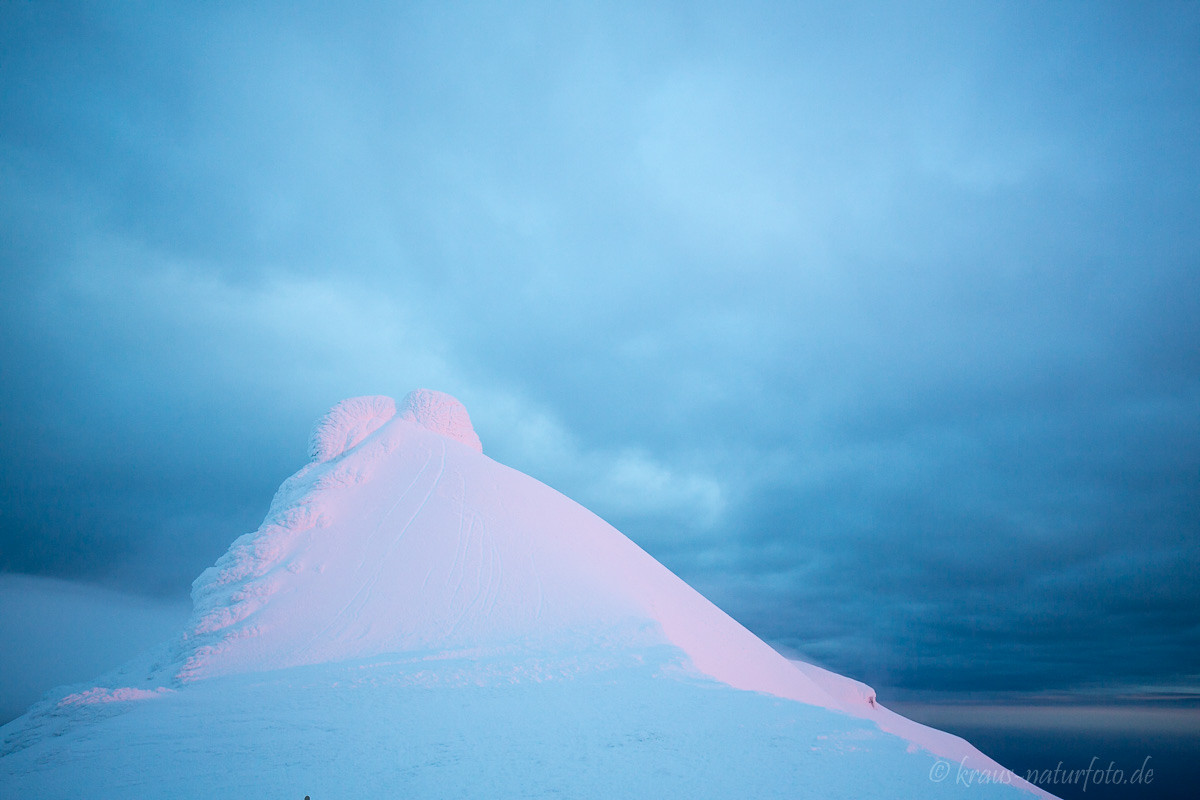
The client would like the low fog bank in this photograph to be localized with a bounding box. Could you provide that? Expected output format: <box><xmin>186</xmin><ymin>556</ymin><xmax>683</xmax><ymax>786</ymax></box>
<box><xmin>0</xmin><ymin>573</ymin><xmax>190</xmax><ymax>724</ymax></box>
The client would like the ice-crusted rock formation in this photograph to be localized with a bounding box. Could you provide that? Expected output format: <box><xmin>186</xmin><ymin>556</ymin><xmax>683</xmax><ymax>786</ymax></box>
<box><xmin>306</xmin><ymin>390</ymin><xmax>480</xmax><ymax>463</ymax></box>
<box><xmin>0</xmin><ymin>390</ymin><xmax>1057</xmax><ymax>799</ymax></box>
<box><xmin>398</xmin><ymin>388</ymin><xmax>483</xmax><ymax>453</ymax></box>
<box><xmin>307</xmin><ymin>395</ymin><xmax>397</xmax><ymax>462</ymax></box>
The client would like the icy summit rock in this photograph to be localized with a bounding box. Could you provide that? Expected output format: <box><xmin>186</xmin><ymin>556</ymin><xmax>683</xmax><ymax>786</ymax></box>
<box><xmin>306</xmin><ymin>390</ymin><xmax>482</xmax><ymax>464</ymax></box>
<box><xmin>397</xmin><ymin>388</ymin><xmax>483</xmax><ymax>453</ymax></box>
<box><xmin>307</xmin><ymin>395</ymin><xmax>397</xmax><ymax>462</ymax></box>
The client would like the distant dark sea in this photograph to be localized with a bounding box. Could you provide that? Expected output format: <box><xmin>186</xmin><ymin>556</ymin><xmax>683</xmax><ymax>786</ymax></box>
<box><xmin>969</xmin><ymin>727</ymin><xmax>1197</xmax><ymax>800</ymax></box>
<box><xmin>892</xmin><ymin>703</ymin><xmax>1200</xmax><ymax>800</ymax></box>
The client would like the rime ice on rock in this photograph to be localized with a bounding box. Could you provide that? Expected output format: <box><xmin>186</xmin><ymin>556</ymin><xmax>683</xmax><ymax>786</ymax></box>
<box><xmin>307</xmin><ymin>396</ymin><xmax>397</xmax><ymax>462</ymax></box>
<box><xmin>398</xmin><ymin>388</ymin><xmax>483</xmax><ymax>453</ymax></box>
<box><xmin>306</xmin><ymin>391</ymin><xmax>482</xmax><ymax>461</ymax></box>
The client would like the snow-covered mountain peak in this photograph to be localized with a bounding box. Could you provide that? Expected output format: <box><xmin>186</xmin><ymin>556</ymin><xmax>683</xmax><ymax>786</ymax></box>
<box><xmin>174</xmin><ymin>391</ymin><xmax>835</xmax><ymax>703</ymax></box>
<box><xmin>1</xmin><ymin>391</ymin><xmax>1055</xmax><ymax>798</ymax></box>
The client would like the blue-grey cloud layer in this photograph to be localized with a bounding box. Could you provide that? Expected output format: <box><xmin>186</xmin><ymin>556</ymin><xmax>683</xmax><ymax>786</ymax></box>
<box><xmin>2</xmin><ymin>1</ymin><xmax>1197</xmax><ymax>698</ymax></box>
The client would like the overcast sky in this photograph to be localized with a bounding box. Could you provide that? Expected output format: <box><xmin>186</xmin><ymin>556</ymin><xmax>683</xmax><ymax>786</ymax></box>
<box><xmin>1</xmin><ymin>1</ymin><xmax>1197</xmax><ymax>707</ymax></box>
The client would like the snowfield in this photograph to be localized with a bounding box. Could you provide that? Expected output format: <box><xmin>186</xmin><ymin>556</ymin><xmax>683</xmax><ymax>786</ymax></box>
<box><xmin>0</xmin><ymin>391</ymin><xmax>1056</xmax><ymax>798</ymax></box>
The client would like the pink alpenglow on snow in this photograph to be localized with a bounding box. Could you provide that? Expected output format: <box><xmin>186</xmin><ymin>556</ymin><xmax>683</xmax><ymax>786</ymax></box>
<box><xmin>0</xmin><ymin>391</ymin><xmax>1057</xmax><ymax>799</ymax></box>
<box><xmin>175</xmin><ymin>390</ymin><xmax>834</xmax><ymax>707</ymax></box>
<box><xmin>56</xmin><ymin>687</ymin><xmax>174</xmax><ymax>708</ymax></box>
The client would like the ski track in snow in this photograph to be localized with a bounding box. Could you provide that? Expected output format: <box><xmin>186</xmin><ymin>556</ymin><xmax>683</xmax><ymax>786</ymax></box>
<box><xmin>487</xmin><ymin>535</ymin><xmax>502</xmax><ymax>619</ymax></box>
<box><xmin>444</xmin><ymin>513</ymin><xmax>478</xmax><ymax>640</ymax></box>
<box><xmin>354</xmin><ymin>440</ymin><xmax>447</xmax><ymax>628</ymax></box>
<box><xmin>350</xmin><ymin>445</ymin><xmax>434</xmax><ymax>585</ymax></box>
<box><xmin>419</xmin><ymin>555</ymin><xmax>437</xmax><ymax>596</ymax></box>
<box><xmin>530</xmin><ymin>550</ymin><xmax>544</xmax><ymax>622</ymax></box>
<box><xmin>299</xmin><ymin>443</ymin><xmax>441</xmax><ymax>655</ymax></box>
<box><xmin>446</xmin><ymin>509</ymin><xmax>497</xmax><ymax>641</ymax></box>
<box><xmin>447</xmin><ymin>505</ymin><xmax>470</xmax><ymax>609</ymax></box>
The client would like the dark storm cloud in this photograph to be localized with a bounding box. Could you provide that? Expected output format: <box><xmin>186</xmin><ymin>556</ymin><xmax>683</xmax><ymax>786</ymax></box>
<box><xmin>1</xmin><ymin>0</ymin><xmax>1197</xmax><ymax>701</ymax></box>
<box><xmin>672</xmin><ymin>392</ymin><xmax>1200</xmax><ymax>694</ymax></box>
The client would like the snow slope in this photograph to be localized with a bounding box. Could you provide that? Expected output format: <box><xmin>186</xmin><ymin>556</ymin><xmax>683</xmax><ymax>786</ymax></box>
<box><xmin>0</xmin><ymin>391</ymin><xmax>1056</xmax><ymax>799</ymax></box>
